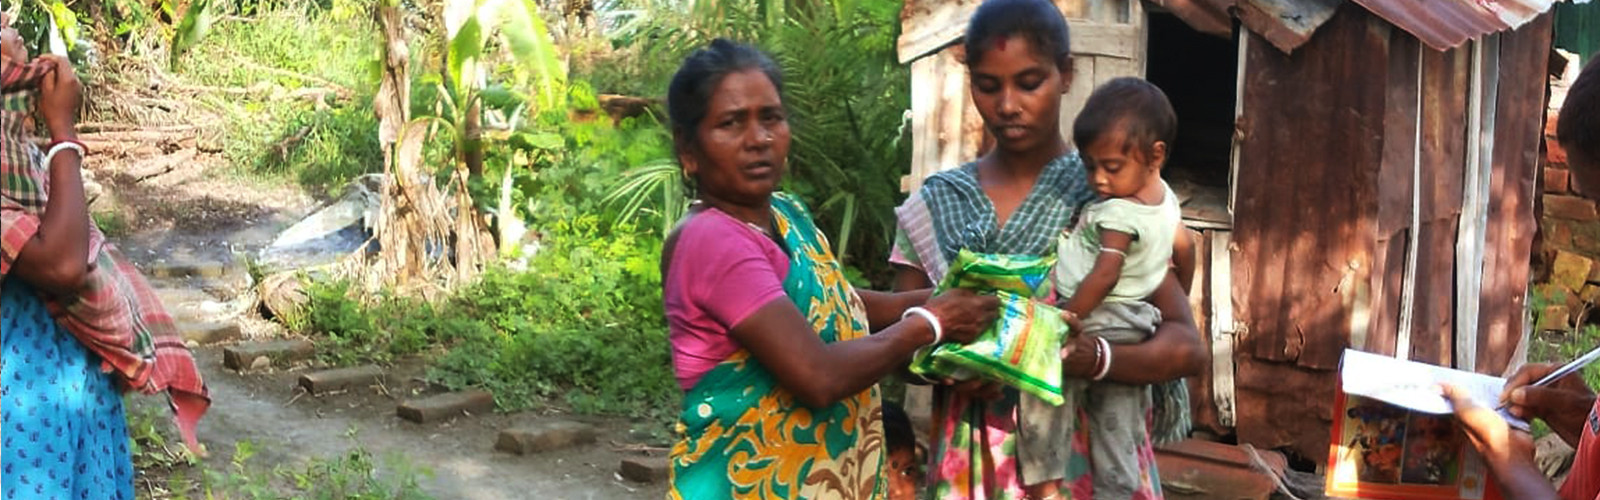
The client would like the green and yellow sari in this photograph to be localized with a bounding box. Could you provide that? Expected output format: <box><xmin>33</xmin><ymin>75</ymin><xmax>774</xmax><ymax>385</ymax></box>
<box><xmin>668</xmin><ymin>193</ymin><xmax>886</xmax><ymax>500</ymax></box>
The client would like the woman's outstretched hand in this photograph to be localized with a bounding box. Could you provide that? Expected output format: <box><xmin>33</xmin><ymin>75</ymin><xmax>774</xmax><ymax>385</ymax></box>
<box><xmin>922</xmin><ymin>288</ymin><xmax>999</xmax><ymax>345</ymax></box>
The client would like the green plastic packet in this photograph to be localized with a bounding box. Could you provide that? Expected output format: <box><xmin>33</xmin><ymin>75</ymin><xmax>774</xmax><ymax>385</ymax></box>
<box><xmin>935</xmin><ymin>250</ymin><xmax>1055</xmax><ymax>298</ymax></box>
<box><xmin>910</xmin><ymin>251</ymin><xmax>1067</xmax><ymax>405</ymax></box>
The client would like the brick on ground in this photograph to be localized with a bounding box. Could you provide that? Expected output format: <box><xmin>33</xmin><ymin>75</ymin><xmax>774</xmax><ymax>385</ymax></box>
<box><xmin>143</xmin><ymin>261</ymin><xmax>233</xmax><ymax>280</ymax></box>
<box><xmin>397</xmin><ymin>390</ymin><xmax>494</xmax><ymax>423</ymax></box>
<box><xmin>494</xmin><ymin>420</ymin><xmax>598</xmax><ymax>455</ymax></box>
<box><xmin>178</xmin><ymin>321</ymin><xmax>242</xmax><ymax>345</ymax></box>
<box><xmin>298</xmin><ymin>365</ymin><xmax>385</xmax><ymax>395</ymax></box>
<box><xmin>223</xmin><ymin>339</ymin><xmax>315</xmax><ymax>371</ymax></box>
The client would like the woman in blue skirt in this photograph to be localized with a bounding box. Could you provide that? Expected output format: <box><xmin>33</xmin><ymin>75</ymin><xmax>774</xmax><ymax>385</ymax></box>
<box><xmin>1</xmin><ymin>14</ymin><xmax>134</xmax><ymax>500</ymax></box>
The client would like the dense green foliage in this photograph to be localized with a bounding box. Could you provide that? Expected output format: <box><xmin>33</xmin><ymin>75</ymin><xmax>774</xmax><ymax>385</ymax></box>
<box><xmin>21</xmin><ymin>0</ymin><xmax>914</xmax><ymax>449</ymax></box>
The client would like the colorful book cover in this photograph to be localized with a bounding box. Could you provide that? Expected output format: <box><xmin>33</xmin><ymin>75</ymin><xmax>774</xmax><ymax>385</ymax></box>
<box><xmin>1326</xmin><ymin>389</ymin><xmax>1503</xmax><ymax>500</ymax></box>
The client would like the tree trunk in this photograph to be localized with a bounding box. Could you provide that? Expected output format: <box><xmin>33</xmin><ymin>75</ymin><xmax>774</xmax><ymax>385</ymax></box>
<box><xmin>463</xmin><ymin>100</ymin><xmax>484</xmax><ymax>178</ymax></box>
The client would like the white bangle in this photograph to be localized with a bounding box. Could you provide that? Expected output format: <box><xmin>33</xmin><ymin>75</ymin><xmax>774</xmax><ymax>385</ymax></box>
<box><xmin>901</xmin><ymin>306</ymin><xmax>943</xmax><ymax>345</ymax></box>
<box><xmin>1092</xmin><ymin>336</ymin><xmax>1113</xmax><ymax>381</ymax></box>
<box><xmin>44</xmin><ymin>141</ymin><xmax>85</xmax><ymax>166</ymax></box>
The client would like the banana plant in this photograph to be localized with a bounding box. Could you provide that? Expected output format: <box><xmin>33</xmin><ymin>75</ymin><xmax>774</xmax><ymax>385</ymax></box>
<box><xmin>168</xmin><ymin>0</ymin><xmax>211</xmax><ymax>70</ymax></box>
<box><xmin>440</xmin><ymin>0</ymin><xmax>566</xmax><ymax>177</ymax></box>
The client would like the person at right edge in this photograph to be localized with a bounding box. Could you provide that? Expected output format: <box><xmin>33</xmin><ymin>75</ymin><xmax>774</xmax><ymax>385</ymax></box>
<box><xmin>1445</xmin><ymin>54</ymin><xmax>1600</xmax><ymax>500</ymax></box>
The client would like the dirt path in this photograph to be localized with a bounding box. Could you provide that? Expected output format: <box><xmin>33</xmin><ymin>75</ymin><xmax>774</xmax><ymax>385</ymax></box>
<box><xmin>161</xmin><ymin>347</ymin><xmax>667</xmax><ymax>500</ymax></box>
<box><xmin>92</xmin><ymin>144</ymin><xmax>669</xmax><ymax>499</ymax></box>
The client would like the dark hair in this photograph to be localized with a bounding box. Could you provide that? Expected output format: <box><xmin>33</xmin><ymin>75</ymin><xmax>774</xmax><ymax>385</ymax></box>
<box><xmin>1559</xmin><ymin>54</ymin><xmax>1600</xmax><ymax>169</ymax></box>
<box><xmin>964</xmin><ymin>0</ymin><xmax>1072</xmax><ymax>68</ymax></box>
<box><xmin>667</xmin><ymin>38</ymin><xmax>784</xmax><ymax>152</ymax></box>
<box><xmin>882</xmin><ymin>401</ymin><xmax>916</xmax><ymax>452</ymax></box>
<box><xmin>1072</xmin><ymin>77</ymin><xmax>1177</xmax><ymax>164</ymax></box>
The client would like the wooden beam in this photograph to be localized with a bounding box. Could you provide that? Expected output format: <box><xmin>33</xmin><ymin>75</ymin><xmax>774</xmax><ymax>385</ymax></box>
<box><xmin>1211</xmin><ymin>230</ymin><xmax>1237</xmax><ymax>428</ymax></box>
<box><xmin>1456</xmin><ymin>35</ymin><xmax>1500</xmax><ymax>371</ymax></box>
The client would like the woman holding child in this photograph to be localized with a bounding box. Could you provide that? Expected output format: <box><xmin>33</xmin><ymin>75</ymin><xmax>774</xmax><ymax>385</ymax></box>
<box><xmin>890</xmin><ymin>0</ymin><xmax>1205</xmax><ymax>498</ymax></box>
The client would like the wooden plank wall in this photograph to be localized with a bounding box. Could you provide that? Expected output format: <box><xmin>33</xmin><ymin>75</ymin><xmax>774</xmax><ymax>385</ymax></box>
<box><xmin>905</xmin><ymin>47</ymin><xmax>986</xmax><ymax>193</ymax></box>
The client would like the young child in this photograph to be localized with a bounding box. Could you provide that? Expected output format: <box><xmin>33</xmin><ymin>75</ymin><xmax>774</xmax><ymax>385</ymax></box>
<box><xmin>1019</xmin><ymin>77</ymin><xmax>1194</xmax><ymax>500</ymax></box>
<box><xmin>882</xmin><ymin>402</ymin><xmax>926</xmax><ymax>500</ymax></box>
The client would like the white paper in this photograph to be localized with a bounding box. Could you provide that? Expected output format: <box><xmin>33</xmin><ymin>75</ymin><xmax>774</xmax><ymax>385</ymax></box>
<box><xmin>1339</xmin><ymin>349</ymin><xmax>1529</xmax><ymax>429</ymax></box>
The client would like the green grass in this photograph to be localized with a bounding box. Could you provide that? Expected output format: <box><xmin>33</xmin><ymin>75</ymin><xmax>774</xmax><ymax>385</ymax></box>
<box><xmin>127</xmin><ymin>406</ymin><xmax>435</xmax><ymax>500</ymax></box>
<box><xmin>93</xmin><ymin>211</ymin><xmax>130</xmax><ymax>238</ymax></box>
<box><xmin>291</xmin><ymin>217</ymin><xmax>678</xmax><ymax>421</ymax></box>
<box><xmin>175</xmin><ymin>2</ymin><xmax>383</xmax><ymax>194</ymax></box>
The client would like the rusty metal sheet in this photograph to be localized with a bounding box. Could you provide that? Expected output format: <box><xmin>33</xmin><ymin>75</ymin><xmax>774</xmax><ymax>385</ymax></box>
<box><xmin>1363</xmin><ymin>28</ymin><xmax>1419</xmax><ymax>358</ymax></box>
<box><xmin>1233</xmin><ymin>6</ymin><xmax>1385</xmax><ymax>369</ymax></box>
<box><xmin>1233</xmin><ymin>357</ymin><xmax>1337</xmax><ymax>460</ymax></box>
<box><xmin>1366</xmin><ymin>234</ymin><xmax>1409</xmax><ymax>356</ymax></box>
<box><xmin>1410</xmin><ymin>218</ymin><xmax>1461</xmax><ymax>364</ymax></box>
<box><xmin>1233</xmin><ymin>0</ymin><xmax>1345</xmax><ymax>53</ymax></box>
<box><xmin>1408</xmin><ymin>47</ymin><xmax>1471</xmax><ymax>365</ymax></box>
<box><xmin>1476</xmin><ymin>14</ymin><xmax>1550</xmax><ymax>375</ymax></box>
<box><xmin>1350</xmin><ymin>0</ymin><xmax>1556</xmax><ymax>51</ymax></box>
<box><xmin>1363</xmin><ymin>29</ymin><xmax>1420</xmax><ymax>358</ymax></box>
<box><xmin>1377</xmin><ymin>31</ymin><xmax>1421</xmax><ymax>238</ymax></box>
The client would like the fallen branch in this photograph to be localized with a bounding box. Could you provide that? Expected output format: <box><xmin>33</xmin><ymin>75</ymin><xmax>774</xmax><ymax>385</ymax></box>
<box><xmin>163</xmin><ymin>81</ymin><xmax>275</xmax><ymax>96</ymax></box>
<box><xmin>129</xmin><ymin>149</ymin><xmax>198</xmax><ymax>183</ymax></box>
<box><xmin>78</xmin><ymin>130</ymin><xmax>195</xmax><ymax>144</ymax></box>
<box><xmin>273</xmin><ymin>125</ymin><xmax>314</xmax><ymax>162</ymax></box>
<box><xmin>76</xmin><ymin>122</ymin><xmax>203</xmax><ymax>134</ymax></box>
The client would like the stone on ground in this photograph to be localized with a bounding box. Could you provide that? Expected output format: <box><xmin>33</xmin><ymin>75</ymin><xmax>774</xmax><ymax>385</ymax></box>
<box><xmin>1538</xmin><ymin>433</ymin><xmax>1577</xmax><ymax>478</ymax></box>
<box><xmin>1552</xmin><ymin>250</ymin><xmax>1596</xmax><ymax>292</ymax></box>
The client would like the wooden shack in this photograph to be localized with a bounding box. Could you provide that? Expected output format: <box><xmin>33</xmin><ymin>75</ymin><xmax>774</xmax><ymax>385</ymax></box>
<box><xmin>899</xmin><ymin>0</ymin><xmax>1562</xmax><ymax>460</ymax></box>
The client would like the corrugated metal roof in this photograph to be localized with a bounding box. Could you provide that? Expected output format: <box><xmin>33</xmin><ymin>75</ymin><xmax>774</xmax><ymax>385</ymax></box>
<box><xmin>900</xmin><ymin>0</ymin><xmax>1563</xmax><ymax>59</ymax></box>
<box><xmin>1351</xmin><ymin>0</ymin><xmax>1557</xmax><ymax>50</ymax></box>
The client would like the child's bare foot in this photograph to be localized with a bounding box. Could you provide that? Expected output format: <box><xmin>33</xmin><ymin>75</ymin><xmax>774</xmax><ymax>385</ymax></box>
<box><xmin>1025</xmin><ymin>481</ymin><xmax>1064</xmax><ymax>500</ymax></box>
